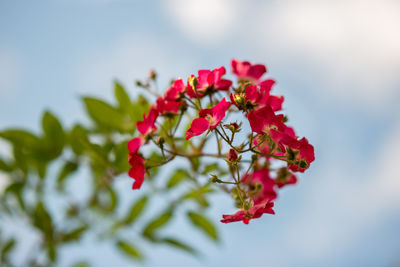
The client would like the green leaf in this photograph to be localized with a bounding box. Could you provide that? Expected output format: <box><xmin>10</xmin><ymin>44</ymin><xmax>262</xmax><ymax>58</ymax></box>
<box><xmin>0</xmin><ymin>157</ymin><xmax>13</xmax><ymax>172</ymax></box>
<box><xmin>189</xmin><ymin>157</ymin><xmax>200</xmax><ymax>172</ymax></box>
<box><xmin>167</xmin><ymin>169</ymin><xmax>189</xmax><ymax>188</ymax></box>
<box><xmin>113</xmin><ymin>141</ymin><xmax>130</xmax><ymax>173</ymax></box>
<box><xmin>114</xmin><ymin>81</ymin><xmax>132</xmax><ymax>113</ymax></box>
<box><xmin>42</xmin><ymin>111</ymin><xmax>65</xmax><ymax>158</ymax></box>
<box><xmin>5</xmin><ymin>182</ymin><xmax>25</xmax><ymax>210</ymax></box>
<box><xmin>1</xmin><ymin>238</ymin><xmax>15</xmax><ymax>262</ymax></box>
<box><xmin>116</xmin><ymin>241</ymin><xmax>143</xmax><ymax>261</ymax></box>
<box><xmin>187</xmin><ymin>212</ymin><xmax>218</xmax><ymax>241</ymax></box>
<box><xmin>0</xmin><ymin>129</ymin><xmax>40</xmax><ymax>150</ymax></box>
<box><xmin>181</xmin><ymin>185</ymin><xmax>214</xmax><ymax>207</ymax></box>
<box><xmin>83</xmin><ymin>97</ymin><xmax>131</xmax><ymax>132</ymax></box>
<box><xmin>201</xmin><ymin>163</ymin><xmax>218</xmax><ymax>175</ymax></box>
<box><xmin>124</xmin><ymin>196</ymin><xmax>148</xmax><ymax>225</ymax></box>
<box><xmin>13</xmin><ymin>146</ymin><xmax>28</xmax><ymax>174</ymax></box>
<box><xmin>143</xmin><ymin>211</ymin><xmax>172</xmax><ymax>238</ymax></box>
<box><xmin>69</xmin><ymin>124</ymin><xmax>88</xmax><ymax>155</ymax></box>
<box><xmin>98</xmin><ymin>187</ymin><xmax>118</xmax><ymax>213</ymax></box>
<box><xmin>33</xmin><ymin>202</ymin><xmax>54</xmax><ymax>238</ymax></box>
<box><xmin>131</xmin><ymin>95</ymin><xmax>150</xmax><ymax>122</ymax></box>
<box><xmin>60</xmin><ymin>226</ymin><xmax>88</xmax><ymax>242</ymax></box>
<box><xmin>57</xmin><ymin>161</ymin><xmax>79</xmax><ymax>191</ymax></box>
<box><xmin>160</xmin><ymin>237</ymin><xmax>197</xmax><ymax>255</ymax></box>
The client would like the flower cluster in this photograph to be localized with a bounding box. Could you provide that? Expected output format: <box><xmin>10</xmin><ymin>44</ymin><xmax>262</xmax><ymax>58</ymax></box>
<box><xmin>128</xmin><ymin>59</ymin><xmax>315</xmax><ymax>224</ymax></box>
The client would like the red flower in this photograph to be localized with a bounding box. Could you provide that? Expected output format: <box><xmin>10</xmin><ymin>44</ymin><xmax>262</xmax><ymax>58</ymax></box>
<box><xmin>284</xmin><ymin>137</ymin><xmax>315</xmax><ymax>173</ymax></box>
<box><xmin>242</xmin><ymin>169</ymin><xmax>277</xmax><ymax>202</ymax></box>
<box><xmin>275</xmin><ymin>167</ymin><xmax>298</xmax><ymax>188</ymax></box>
<box><xmin>164</xmin><ymin>79</ymin><xmax>186</xmax><ymax>101</ymax></box>
<box><xmin>185</xmin><ymin>98</ymin><xmax>231</xmax><ymax>140</ymax></box>
<box><xmin>137</xmin><ymin>107</ymin><xmax>158</xmax><ymax>135</ymax></box>
<box><xmin>127</xmin><ymin>137</ymin><xmax>146</xmax><ymax>190</ymax></box>
<box><xmin>248</xmin><ymin>106</ymin><xmax>286</xmax><ymax>140</ymax></box>
<box><xmin>156</xmin><ymin>96</ymin><xmax>182</xmax><ymax>115</ymax></box>
<box><xmin>221</xmin><ymin>199</ymin><xmax>275</xmax><ymax>224</ymax></box>
<box><xmin>231</xmin><ymin>84</ymin><xmax>284</xmax><ymax>112</ymax></box>
<box><xmin>231</xmin><ymin>59</ymin><xmax>267</xmax><ymax>82</ymax></box>
<box><xmin>186</xmin><ymin>66</ymin><xmax>232</xmax><ymax>98</ymax></box>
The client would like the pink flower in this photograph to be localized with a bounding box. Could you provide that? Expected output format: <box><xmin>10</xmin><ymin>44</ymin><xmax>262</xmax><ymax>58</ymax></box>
<box><xmin>137</xmin><ymin>107</ymin><xmax>158</xmax><ymax>135</ymax></box>
<box><xmin>186</xmin><ymin>66</ymin><xmax>232</xmax><ymax>98</ymax></box>
<box><xmin>185</xmin><ymin>98</ymin><xmax>231</xmax><ymax>140</ymax></box>
<box><xmin>231</xmin><ymin>59</ymin><xmax>267</xmax><ymax>82</ymax></box>
<box><xmin>156</xmin><ymin>96</ymin><xmax>182</xmax><ymax>115</ymax></box>
<box><xmin>242</xmin><ymin>169</ymin><xmax>277</xmax><ymax>202</ymax></box>
<box><xmin>221</xmin><ymin>199</ymin><xmax>275</xmax><ymax>224</ymax></box>
<box><xmin>275</xmin><ymin>167</ymin><xmax>298</xmax><ymax>188</ymax></box>
<box><xmin>230</xmin><ymin>84</ymin><xmax>284</xmax><ymax>112</ymax></box>
<box><xmin>248</xmin><ymin>106</ymin><xmax>286</xmax><ymax>140</ymax></box>
<box><xmin>284</xmin><ymin>137</ymin><xmax>315</xmax><ymax>173</ymax></box>
<box><xmin>164</xmin><ymin>79</ymin><xmax>186</xmax><ymax>101</ymax></box>
<box><xmin>127</xmin><ymin>137</ymin><xmax>146</xmax><ymax>190</ymax></box>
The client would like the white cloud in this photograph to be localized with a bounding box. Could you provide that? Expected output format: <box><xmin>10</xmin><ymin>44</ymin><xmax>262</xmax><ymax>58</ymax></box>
<box><xmin>253</xmin><ymin>0</ymin><xmax>400</xmax><ymax>109</ymax></box>
<box><xmin>163</xmin><ymin>0</ymin><xmax>400</xmax><ymax>109</ymax></box>
<box><xmin>162</xmin><ymin>0</ymin><xmax>239</xmax><ymax>46</ymax></box>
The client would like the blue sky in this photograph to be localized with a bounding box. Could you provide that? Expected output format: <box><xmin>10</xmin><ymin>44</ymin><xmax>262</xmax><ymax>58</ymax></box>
<box><xmin>1</xmin><ymin>0</ymin><xmax>400</xmax><ymax>266</ymax></box>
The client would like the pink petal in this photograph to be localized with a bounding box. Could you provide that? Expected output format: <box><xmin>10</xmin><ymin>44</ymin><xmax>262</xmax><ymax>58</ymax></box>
<box><xmin>128</xmin><ymin>154</ymin><xmax>146</xmax><ymax>190</ymax></box>
<box><xmin>185</xmin><ymin>117</ymin><xmax>210</xmax><ymax>140</ymax></box>
<box><xmin>127</xmin><ymin>137</ymin><xmax>143</xmax><ymax>154</ymax></box>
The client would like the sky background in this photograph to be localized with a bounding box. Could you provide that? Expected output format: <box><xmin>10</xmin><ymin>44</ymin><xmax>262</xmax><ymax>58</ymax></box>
<box><xmin>1</xmin><ymin>0</ymin><xmax>400</xmax><ymax>266</ymax></box>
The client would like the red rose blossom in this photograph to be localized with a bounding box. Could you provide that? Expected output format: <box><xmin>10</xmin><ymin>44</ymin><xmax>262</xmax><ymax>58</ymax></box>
<box><xmin>164</xmin><ymin>78</ymin><xmax>186</xmax><ymax>101</ymax></box>
<box><xmin>231</xmin><ymin>59</ymin><xmax>267</xmax><ymax>82</ymax></box>
<box><xmin>127</xmin><ymin>137</ymin><xmax>146</xmax><ymax>190</ymax></box>
<box><xmin>186</xmin><ymin>66</ymin><xmax>232</xmax><ymax>98</ymax></box>
<box><xmin>185</xmin><ymin>98</ymin><xmax>231</xmax><ymax>140</ymax></box>
<box><xmin>221</xmin><ymin>199</ymin><xmax>275</xmax><ymax>224</ymax></box>
<box><xmin>137</xmin><ymin>107</ymin><xmax>159</xmax><ymax>135</ymax></box>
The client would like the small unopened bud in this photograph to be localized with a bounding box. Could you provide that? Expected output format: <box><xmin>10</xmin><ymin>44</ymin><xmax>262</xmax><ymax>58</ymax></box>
<box><xmin>224</xmin><ymin>122</ymin><xmax>242</xmax><ymax>133</ymax></box>
<box><xmin>188</xmin><ymin>75</ymin><xmax>198</xmax><ymax>88</ymax></box>
<box><xmin>251</xmin><ymin>154</ymin><xmax>258</xmax><ymax>162</ymax></box>
<box><xmin>156</xmin><ymin>136</ymin><xmax>165</xmax><ymax>147</ymax></box>
<box><xmin>149</xmin><ymin>69</ymin><xmax>157</xmax><ymax>80</ymax></box>
<box><xmin>135</xmin><ymin>80</ymin><xmax>143</xmax><ymax>87</ymax></box>
<box><xmin>228</xmin><ymin>149</ymin><xmax>238</xmax><ymax>161</ymax></box>
<box><xmin>234</xmin><ymin>93</ymin><xmax>245</xmax><ymax>106</ymax></box>
<box><xmin>210</xmin><ymin>174</ymin><xmax>221</xmax><ymax>183</ymax></box>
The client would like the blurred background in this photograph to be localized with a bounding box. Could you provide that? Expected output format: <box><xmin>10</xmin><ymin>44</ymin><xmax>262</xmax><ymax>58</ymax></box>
<box><xmin>1</xmin><ymin>0</ymin><xmax>400</xmax><ymax>266</ymax></box>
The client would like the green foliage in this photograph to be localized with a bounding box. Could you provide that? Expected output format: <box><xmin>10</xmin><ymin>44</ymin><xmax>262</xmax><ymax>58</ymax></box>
<box><xmin>116</xmin><ymin>241</ymin><xmax>143</xmax><ymax>261</ymax></box>
<box><xmin>167</xmin><ymin>169</ymin><xmax>190</xmax><ymax>188</ymax></box>
<box><xmin>123</xmin><ymin>196</ymin><xmax>148</xmax><ymax>225</ymax></box>
<box><xmin>187</xmin><ymin>212</ymin><xmax>219</xmax><ymax>241</ymax></box>
<box><xmin>0</xmin><ymin>80</ymin><xmax>221</xmax><ymax>266</ymax></box>
<box><xmin>143</xmin><ymin>211</ymin><xmax>173</xmax><ymax>239</ymax></box>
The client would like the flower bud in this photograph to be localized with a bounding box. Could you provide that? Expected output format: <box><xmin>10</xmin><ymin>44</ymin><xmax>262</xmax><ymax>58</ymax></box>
<box><xmin>149</xmin><ymin>69</ymin><xmax>157</xmax><ymax>80</ymax></box>
<box><xmin>224</xmin><ymin>122</ymin><xmax>242</xmax><ymax>133</ymax></box>
<box><xmin>156</xmin><ymin>136</ymin><xmax>165</xmax><ymax>146</ymax></box>
<box><xmin>188</xmin><ymin>75</ymin><xmax>198</xmax><ymax>89</ymax></box>
<box><xmin>228</xmin><ymin>149</ymin><xmax>238</xmax><ymax>161</ymax></box>
<box><xmin>210</xmin><ymin>174</ymin><xmax>221</xmax><ymax>183</ymax></box>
